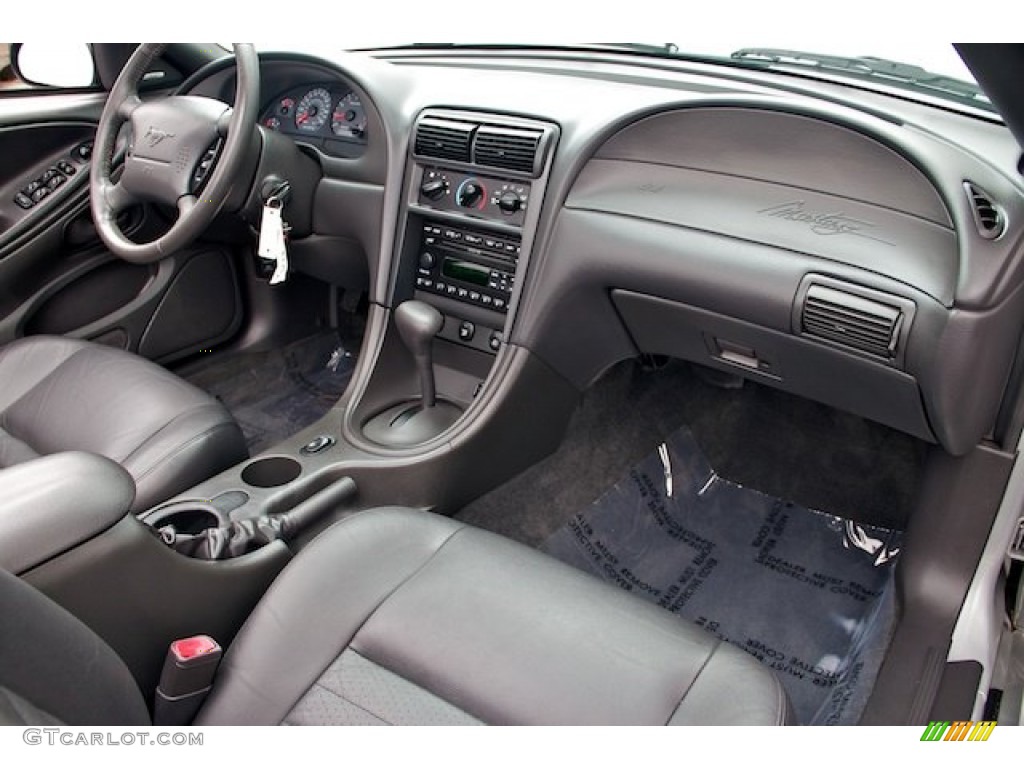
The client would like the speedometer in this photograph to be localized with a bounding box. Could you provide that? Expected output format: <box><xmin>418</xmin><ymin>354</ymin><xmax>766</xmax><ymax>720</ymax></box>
<box><xmin>294</xmin><ymin>88</ymin><xmax>331</xmax><ymax>133</ymax></box>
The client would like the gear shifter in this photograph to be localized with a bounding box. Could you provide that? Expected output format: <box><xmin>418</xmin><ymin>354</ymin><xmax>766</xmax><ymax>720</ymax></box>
<box><xmin>361</xmin><ymin>300</ymin><xmax>464</xmax><ymax>447</ymax></box>
<box><xmin>395</xmin><ymin>300</ymin><xmax>443</xmax><ymax>407</ymax></box>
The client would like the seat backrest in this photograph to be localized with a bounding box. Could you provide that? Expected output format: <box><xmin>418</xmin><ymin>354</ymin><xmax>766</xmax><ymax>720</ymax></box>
<box><xmin>0</xmin><ymin>568</ymin><xmax>150</xmax><ymax>726</ymax></box>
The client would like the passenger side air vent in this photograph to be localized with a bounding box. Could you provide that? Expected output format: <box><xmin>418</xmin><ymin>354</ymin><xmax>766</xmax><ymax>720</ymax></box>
<box><xmin>964</xmin><ymin>181</ymin><xmax>1005</xmax><ymax>240</ymax></box>
<box><xmin>414</xmin><ymin>117</ymin><xmax>475</xmax><ymax>163</ymax></box>
<box><xmin>474</xmin><ymin>125</ymin><xmax>543</xmax><ymax>174</ymax></box>
<box><xmin>801</xmin><ymin>284</ymin><xmax>903</xmax><ymax>360</ymax></box>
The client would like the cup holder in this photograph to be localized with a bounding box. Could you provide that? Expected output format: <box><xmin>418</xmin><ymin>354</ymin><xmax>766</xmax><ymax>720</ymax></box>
<box><xmin>144</xmin><ymin>504</ymin><xmax>220</xmax><ymax>534</ymax></box>
<box><xmin>241</xmin><ymin>456</ymin><xmax>302</xmax><ymax>488</ymax></box>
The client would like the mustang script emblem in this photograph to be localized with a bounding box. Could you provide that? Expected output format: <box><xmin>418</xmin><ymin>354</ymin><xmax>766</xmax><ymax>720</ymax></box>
<box><xmin>144</xmin><ymin>126</ymin><xmax>176</xmax><ymax>148</ymax></box>
<box><xmin>759</xmin><ymin>200</ymin><xmax>893</xmax><ymax>245</ymax></box>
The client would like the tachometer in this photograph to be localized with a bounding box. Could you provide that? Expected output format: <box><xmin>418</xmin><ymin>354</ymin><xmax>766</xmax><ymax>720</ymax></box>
<box><xmin>331</xmin><ymin>92</ymin><xmax>367</xmax><ymax>139</ymax></box>
<box><xmin>294</xmin><ymin>88</ymin><xmax>331</xmax><ymax>133</ymax></box>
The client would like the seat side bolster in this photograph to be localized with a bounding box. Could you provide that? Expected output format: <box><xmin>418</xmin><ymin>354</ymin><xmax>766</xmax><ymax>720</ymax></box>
<box><xmin>122</xmin><ymin>405</ymin><xmax>246</xmax><ymax>513</ymax></box>
<box><xmin>667</xmin><ymin>642</ymin><xmax>795</xmax><ymax>725</ymax></box>
<box><xmin>195</xmin><ymin>508</ymin><xmax>464</xmax><ymax>726</ymax></box>
<box><xmin>0</xmin><ymin>568</ymin><xmax>149</xmax><ymax>726</ymax></box>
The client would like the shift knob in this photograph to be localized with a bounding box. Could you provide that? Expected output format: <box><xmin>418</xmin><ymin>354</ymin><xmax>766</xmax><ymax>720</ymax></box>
<box><xmin>395</xmin><ymin>300</ymin><xmax>443</xmax><ymax>407</ymax></box>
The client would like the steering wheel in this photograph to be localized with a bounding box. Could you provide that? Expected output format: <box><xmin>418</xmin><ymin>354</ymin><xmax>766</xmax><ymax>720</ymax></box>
<box><xmin>90</xmin><ymin>43</ymin><xmax>259</xmax><ymax>264</ymax></box>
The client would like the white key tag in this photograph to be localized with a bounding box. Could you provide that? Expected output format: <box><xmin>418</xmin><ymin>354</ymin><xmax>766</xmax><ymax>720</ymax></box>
<box><xmin>258</xmin><ymin>197</ymin><xmax>289</xmax><ymax>285</ymax></box>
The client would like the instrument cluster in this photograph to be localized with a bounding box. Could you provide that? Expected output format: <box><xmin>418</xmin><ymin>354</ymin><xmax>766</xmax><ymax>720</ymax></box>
<box><xmin>259</xmin><ymin>82</ymin><xmax>368</xmax><ymax>157</ymax></box>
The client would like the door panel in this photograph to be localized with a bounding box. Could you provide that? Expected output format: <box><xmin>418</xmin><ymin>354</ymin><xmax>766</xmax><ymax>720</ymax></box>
<box><xmin>0</xmin><ymin>89</ymin><xmax>245</xmax><ymax>362</ymax></box>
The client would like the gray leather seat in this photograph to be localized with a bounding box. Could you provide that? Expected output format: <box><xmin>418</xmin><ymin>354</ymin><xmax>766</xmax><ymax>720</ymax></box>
<box><xmin>0</xmin><ymin>508</ymin><xmax>793</xmax><ymax>726</ymax></box>
<box><xmin>0</xmin><ymin>335</ymin><xmax>246</xmax><ymax>513</ymax></box>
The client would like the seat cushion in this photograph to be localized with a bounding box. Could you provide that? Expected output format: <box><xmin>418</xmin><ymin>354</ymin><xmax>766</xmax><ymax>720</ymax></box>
<box><xmin>197</xmin><ymin>507</ymin><xmax>793</xmax><ymax>725</ymax></box>
<box><xmin>0</xmin><ymin>335</ymin><xmax>247</xmax><ymax>512</ymax></box>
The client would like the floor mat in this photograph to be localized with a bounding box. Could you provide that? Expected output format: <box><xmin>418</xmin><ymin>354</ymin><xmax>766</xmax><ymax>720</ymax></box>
<box><xmin>182</xmin><ymin>332</ymin><xmax>357</xmax><ymax>454</ymax></box>
<box><xmin>457</xmin><ymin>360</ymin><xmax>925</xmax><ymax>546</ymax></box>
<box><xmin>542</xmin><ymin>426</ymin><xmax>901</xmax><ymax>725</ymax></box>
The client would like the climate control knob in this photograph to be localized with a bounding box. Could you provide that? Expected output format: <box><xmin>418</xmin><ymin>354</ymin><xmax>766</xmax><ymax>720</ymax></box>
<box><xmin>420</xmin><ymin>178</ymin><xmax>448</xmax><ymax>201</ymax></box>
<box><xmin>456</xmin><ymin>180</ymin><xmax>485</xmax><ymax>208</ymax></box>
<box><xmin>497</xmin><ymin>190</ymin><xmax>522</xmax><ymax>215</ymax></box>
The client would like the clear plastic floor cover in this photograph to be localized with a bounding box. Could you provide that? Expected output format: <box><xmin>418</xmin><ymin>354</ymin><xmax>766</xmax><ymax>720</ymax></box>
<box><xmin>542</xmin><ymin>426</ymin><xmax>901</xmax><ymax>725</ymax></box>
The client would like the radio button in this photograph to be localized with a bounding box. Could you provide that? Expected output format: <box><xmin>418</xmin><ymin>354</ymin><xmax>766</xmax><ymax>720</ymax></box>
<box><xmin>469</xmin><ymin>291</ymin><xmax>481</xmax><ymax>302</ymax></box>
<box><xmin>446</xmin><ymin>285</ymin><xmax>458</xmax><ymax>295</ymax></box>
<box><xmin>443</xmin><ymin>228</ymin><xmax>461</xmax><ymax>241</ymax></box>
<box><xmin>457</xmin><ymin>288</ymin><xmax>468</xmax><ymax>298</ymax></box>
<box><xmin>464</xmin><ymin>234</ymin><xmax>483</xmax><ymax>246</ymax></box>
<box><xmin>481</xmin><ymin>295</ymin><xmax>493</xmax><ymax>306</ymax></box>
<box><xmin>419</xmin><ymin>252</ymin><xmax>436</xmax><ymax>269</ymax></box>
<box><xmin>494</xmin><ymin>298</ymin><xmax>506</xmax><ymax>310</ymax></box>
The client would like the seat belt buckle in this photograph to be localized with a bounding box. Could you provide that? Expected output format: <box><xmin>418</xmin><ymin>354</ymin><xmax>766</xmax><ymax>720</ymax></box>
<box><xmin>153</xmin><ymin>635</ymin><xmax>222</xmax><ymax>726</ymax></box>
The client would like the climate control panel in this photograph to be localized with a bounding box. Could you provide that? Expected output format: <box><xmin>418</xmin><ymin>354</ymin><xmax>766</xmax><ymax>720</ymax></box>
<box><xmin>418</xmin><ymin>167</ymin><xmax>530</xmax><ymax>226</ymax></box>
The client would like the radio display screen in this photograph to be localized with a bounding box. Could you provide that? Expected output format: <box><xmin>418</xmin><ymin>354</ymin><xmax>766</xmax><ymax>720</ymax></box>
<box><xmin>442</xmin><ymin>258</ymin><xmax>490</xmax><ymax>287</ymax></box>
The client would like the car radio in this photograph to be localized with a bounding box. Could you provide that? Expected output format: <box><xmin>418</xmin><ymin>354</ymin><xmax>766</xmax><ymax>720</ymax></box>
<box><xmin>413</xmin><ymin>221</ymin><xmax>520</xmax><ymax>313</ymax></box>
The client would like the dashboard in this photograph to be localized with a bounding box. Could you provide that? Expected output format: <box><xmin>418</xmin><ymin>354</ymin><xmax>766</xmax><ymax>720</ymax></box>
<box><xmin>185</xmin><ymin>49</ymin><xmax>1024</xmax><ymax>459</ymax></box>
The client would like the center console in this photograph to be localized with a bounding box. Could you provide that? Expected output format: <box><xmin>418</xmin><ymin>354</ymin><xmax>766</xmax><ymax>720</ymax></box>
<box><xmin>353</xmin><ymin>109</ymin><xmax>559</xmax><ymax>448</ymax></box>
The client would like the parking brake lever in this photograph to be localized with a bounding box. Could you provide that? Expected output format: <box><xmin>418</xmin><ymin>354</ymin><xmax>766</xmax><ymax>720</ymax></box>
<box><xmin>159</xmin><ymin>477</ymin><xmax>357</xmax><ymax>560</ymax></box>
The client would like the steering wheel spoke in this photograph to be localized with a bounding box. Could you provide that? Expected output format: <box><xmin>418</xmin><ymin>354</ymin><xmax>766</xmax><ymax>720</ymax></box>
<box><xmin>117</xmin><ymin>94</ymin><xmax>143</xmax><ymax>121</ymax></box>
<box><xmin>100</xmin><ymin>179</ymin><xmax>135</xmax><ymax>215</ymax></box>
<box><xmin>177</xmin><ymin>194</ymin><xmax>197</xmax><ymax>217</ymax></box>
<box><xmin>216</xmin><ymin>108</ymin><xmax>233</xmax><ymax>137</ymax></box>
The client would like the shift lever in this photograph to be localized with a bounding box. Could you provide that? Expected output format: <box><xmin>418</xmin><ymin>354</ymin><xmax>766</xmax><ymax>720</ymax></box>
<box><xmin>361</xmin><ymin>299</ymin><xmax>462</xmax><ymax>446</ymax></box>
<box><xmin>395</xmin><ymin>300</ymin><xmax>443</xmax><ymax>408</ymax></box>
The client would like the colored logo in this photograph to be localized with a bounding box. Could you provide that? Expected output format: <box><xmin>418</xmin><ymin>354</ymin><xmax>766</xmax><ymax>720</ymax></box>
<box><xmin>920</xmin><ymin>721</ymin><xmax>996</xmax><ymax>741</ymax></box>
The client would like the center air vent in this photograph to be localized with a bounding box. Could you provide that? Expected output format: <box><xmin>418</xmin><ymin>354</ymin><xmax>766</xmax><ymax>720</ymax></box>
<box><xmin>413</xmin><ymin>111</ymin><xmax>553</xmax><ymax>177</ymax></box>
<box><xmin>964</xmin><ymin>181</ymin><xmax>1006</xmax><ymax>240</ymax></box>
<box><xmin>801</xmin><ymin>284</ymin><xmax>903</xmax><ymax>360</ymax></box>
<box><xmin>414</xmin><ymin>117</ymin><xmax>475</xmax><ymax>163</ymax></box>
<box><xmin>474</xmin><ymin>126</ymin><xmax>543</xmax><ymax>174</ymax></box>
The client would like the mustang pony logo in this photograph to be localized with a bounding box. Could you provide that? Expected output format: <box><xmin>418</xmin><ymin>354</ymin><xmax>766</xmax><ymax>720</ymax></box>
<box><xmin>144</xmin><ymin>126</ymin><xmax>176</xmax><ymax>148</ymax></box>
